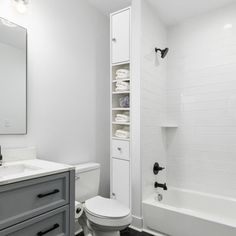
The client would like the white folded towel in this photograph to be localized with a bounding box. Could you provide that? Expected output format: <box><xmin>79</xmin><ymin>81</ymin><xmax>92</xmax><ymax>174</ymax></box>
<box><xmin>115</xmin><ymin>118</ymin><xmax>128</xmax><ymax>122</ymax></box>
<box><xmin>116</xmin><ymin>69</ymin><xmax>130</xmax><ymax>80</ymax></box>
<box><xmin>115</xmin><ymin>114</ymin><xmax>130</xmax><ymax>122</ymax></box>
<box><xmin>116</xmin><ymin>112</ymin><xmax>129</xmax><ymax>117</ymax></box>
<box><xmin>116</xmin><ymin>74</ymin><xmax>130</xmax><ymax>80</ymax></box>
<box><xmin>115</xmin><ymin>129</ymin><xmax>130</xmax><ymax>139</ymax></box>
<box><xmin>115</xmin><ymin>81</ymin><xmax>129</xmax><ymax>92</ymax></box>
<box><xmin>116</xmin><ymin>81</ymin><xmax>129</xmax><ymax>87</ymax></box>
<box><xmin>115</xmin><ymin>87</ymin><xmax>129</xmax><ymax>92</ymax></box>
<box><xmin>116</xmin><ymin>69</ymin><xmax>130</xmax><ymax>76</ymax></box>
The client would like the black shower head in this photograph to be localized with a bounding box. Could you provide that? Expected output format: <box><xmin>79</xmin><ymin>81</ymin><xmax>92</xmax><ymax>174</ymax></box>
<box><xmin>155</xmin><ymin>47</ymin><xmax>169</xmax><ymax>58</ymax></box>
<box><xmin>161</xmin><ymin>48</ymin><xmax>169</xmax><ymax>58</ymax></box>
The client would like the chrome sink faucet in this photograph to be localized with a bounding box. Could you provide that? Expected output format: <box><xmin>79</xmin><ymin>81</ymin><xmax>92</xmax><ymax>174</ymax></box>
<box><xmin>0</xmin><ymin>146</ymin><xmax>3</xmax><ymax>166</ymax></box>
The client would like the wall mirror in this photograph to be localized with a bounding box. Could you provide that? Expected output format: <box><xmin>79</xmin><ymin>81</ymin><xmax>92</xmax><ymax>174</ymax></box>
<box><xmin>0</xmin><ymin>18</ymin><xmax>27</xmax><ymax>134</ymax></box>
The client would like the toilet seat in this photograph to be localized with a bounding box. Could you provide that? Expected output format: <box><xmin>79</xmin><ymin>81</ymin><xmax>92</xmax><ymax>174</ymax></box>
<box><xmin>84</xmin><ymin>196</ymin><xmax>132</xmax><ymax>227</ymax></box>
<box><xmin>85</xmin><ymin>196</ymin><xmax>130</xmax><ymax>218</ymax></box>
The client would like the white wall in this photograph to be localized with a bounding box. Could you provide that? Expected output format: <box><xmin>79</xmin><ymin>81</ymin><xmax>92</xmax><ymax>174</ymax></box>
<box><xmin>166</xmin><ymin>3</ymin><xmax>236</xmax><ymax>198</ymax></box>
<box><xmin>140</xmin><ymin>0</ymin><xmax>167</xmax><ymax>199</ymax></box>
<box><xmin>0</xmin><ymin>0</ymin><xmax>110</xmax><ymax>196</ymax></box>
<box><xmin>130</xmin><ymin>0</ymin><xmax>142</xmax><ymax>228</ymax></box>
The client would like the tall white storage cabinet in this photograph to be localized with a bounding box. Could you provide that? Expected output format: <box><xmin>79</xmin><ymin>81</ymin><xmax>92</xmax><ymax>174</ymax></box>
<box><xmin>110</xmin><ymin>7</ymin><xmax>131</xmax><ymax>208</ymax></box>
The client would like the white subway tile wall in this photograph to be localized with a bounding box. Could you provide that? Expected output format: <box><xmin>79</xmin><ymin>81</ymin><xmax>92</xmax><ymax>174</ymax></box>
<box><xmin>166</xmin><ymin>3</ymin><xmax>236</xmax><ymax>197</ymax></box>
<box><xmin>141</xmin><ymin>1</ymin><xmax>168</xmax><ymax>199</ymax></box>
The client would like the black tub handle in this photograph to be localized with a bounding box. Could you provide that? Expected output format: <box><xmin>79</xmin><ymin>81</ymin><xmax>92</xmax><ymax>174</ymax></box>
<box><xmin>37</xmin><ymin>223</ymin><xmax>59</xmax><ymax>236</ymax></box>
<box><xmin>37</xmin><ymin>189</ymin><xmax>60</xmax><ymax>198</ymax></box>
<box><xmin>153</xmin><ymin>162</ymin><xmax>165</xmax><ymax>175</ymax></box>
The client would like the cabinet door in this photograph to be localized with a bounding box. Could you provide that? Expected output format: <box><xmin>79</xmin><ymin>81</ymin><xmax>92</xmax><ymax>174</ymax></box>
<box><xmin>112</xmin><ymin>158</ymin><xmax>130</xmax><ymax>207</ymax></box>
<box><xmin>111</xmin><ymin>9</ymin><xmax>130</xmax><ymax>64</ymax></box>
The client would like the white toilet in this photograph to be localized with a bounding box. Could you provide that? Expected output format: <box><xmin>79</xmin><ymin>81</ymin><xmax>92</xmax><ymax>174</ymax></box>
<box><xmin>74</xmin><ymin>162</ymin><xmax>132</xmax><ymax>236</ymax></box>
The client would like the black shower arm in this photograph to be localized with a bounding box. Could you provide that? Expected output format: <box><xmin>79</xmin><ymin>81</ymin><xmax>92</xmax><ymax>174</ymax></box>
<box><xmin>155</xmin><ymin>48</ymin><xmax>161</xmax><ymax>53</ymax></box>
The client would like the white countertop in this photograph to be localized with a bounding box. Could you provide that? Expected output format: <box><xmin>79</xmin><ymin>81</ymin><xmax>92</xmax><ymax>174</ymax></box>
<box><xmin>0</xmin><ymin>159</ymin><xmax>75</xmax><ymax>185</ymax></box>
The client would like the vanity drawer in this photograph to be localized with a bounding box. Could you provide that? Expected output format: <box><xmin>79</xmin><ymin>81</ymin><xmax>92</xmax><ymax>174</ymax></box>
<box><xmin>0</xmin><ymin>206</ymin><xmax>69</xmax><ymax>236</ymax></box>
<box><xmin>112</xmin><ymin>139</ymin><xmax>130</xmax><ymax>160</ymax></box>
<box><xmin>0</xmin><ymin>172</ymin><xmax>69</xmax><ymax>230</ymax></box>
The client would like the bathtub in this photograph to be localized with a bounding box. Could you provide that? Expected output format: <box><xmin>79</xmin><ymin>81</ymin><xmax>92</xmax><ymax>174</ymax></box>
<box><xmin>143</xmin><ymin>187</ymin><xmax>236</xmax><ymax>236</ymax></box>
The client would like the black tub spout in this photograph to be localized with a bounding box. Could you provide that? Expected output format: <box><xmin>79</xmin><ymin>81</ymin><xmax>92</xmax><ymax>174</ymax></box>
<box><xmin>154</xmin><ymin>182</ymin><xmax>167</xmax><ymax>191</ymax></box>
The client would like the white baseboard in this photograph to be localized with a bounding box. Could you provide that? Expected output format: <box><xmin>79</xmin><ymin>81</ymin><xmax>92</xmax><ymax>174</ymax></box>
<box><xmin>130</xmin><ymin>215</ymin><xmax>143</xmax><ymax>231</ymax></box>
<box><xmin>129</xmin><ymin>225</ymin><xmax>142</xmax><ymax>232</ymax></box>
<box><xmin>75</xmin><ymin>229</ymin><xmax>82</xmax><ymax>235</ymax></box>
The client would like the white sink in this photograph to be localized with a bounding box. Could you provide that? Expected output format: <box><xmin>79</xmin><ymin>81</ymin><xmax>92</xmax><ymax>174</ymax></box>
<box><xmin>0</xmin><ymin>164</ymin><xmax>41</xmax><ymax>178</ymax></box>
<box><xmin>0</xmin><ymin>159</ymin><xmax>73</xmax><ymax>185</ymax></box>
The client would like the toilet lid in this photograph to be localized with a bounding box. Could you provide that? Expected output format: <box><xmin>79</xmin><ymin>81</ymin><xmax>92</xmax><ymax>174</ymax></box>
<box><xmin>85</xmin><ymin>196</ymin><xmax>130</xmax><ymax>218</ymax></box>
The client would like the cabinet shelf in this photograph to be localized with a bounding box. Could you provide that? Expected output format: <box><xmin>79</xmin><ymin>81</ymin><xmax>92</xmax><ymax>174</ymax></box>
<box><xmin>112</xmin><ymin>136</ymin><xmax>130</xmax><ymax>141</ymax></box>
<box><xmin>112</xmin><ymin>108</ymin><xmax>130</xmax><ymax>111</ymax></box>
<box><xmin>112</xmin><ymin>60</ymin><xmax>130</xmax><ymax>66</ymax></box>
<box><xmin>112</xmin><ymin>91</ymin><xmax>130</xmax><ymax>94</ymax></box>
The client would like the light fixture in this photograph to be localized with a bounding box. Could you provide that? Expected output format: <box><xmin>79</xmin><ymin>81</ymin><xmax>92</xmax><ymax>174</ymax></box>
<box><xmin>14</xmin><ymin>0</ymin><xmax>29</xmax><ymax>14</ymax></box>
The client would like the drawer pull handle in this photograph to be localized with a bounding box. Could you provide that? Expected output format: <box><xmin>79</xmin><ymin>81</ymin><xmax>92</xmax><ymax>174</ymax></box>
<box><xmin>117</xmin><ymin>147</ymin><xmax>122</xmax><ymax>151</ymax></box>
<box><xmin>37</xmin><ymin>189</ymin><xmax>60</xmax><ymax>198</ymax></box>
<box><xmin>37</xmin><ymin>223</ymin><xmax>59</xmax><ymax>236</ymax></box>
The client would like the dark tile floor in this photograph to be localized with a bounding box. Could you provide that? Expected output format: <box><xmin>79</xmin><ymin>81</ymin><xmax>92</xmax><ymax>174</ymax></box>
<box><xmin>121</xmin><ymin>228</ymin><xmax>153</xmax><ymax>235</ymax></box>
<box><xmin>77</xmin><ymin>228</ymin><xmax>153</xmax><ymax>236</ymax></box>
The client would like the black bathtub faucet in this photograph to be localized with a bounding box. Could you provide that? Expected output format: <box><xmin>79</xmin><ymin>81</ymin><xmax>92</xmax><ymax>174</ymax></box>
<box><xmin>154</xmin><ymin>181</ymin><xmax>168</xmax><ymax>191</ymax></box>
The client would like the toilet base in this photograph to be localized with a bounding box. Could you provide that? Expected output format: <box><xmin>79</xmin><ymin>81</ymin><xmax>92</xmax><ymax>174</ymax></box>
<box><xmin>77</xmin><ymin>215</ymin><xmax>121</xmax><ymax>236</ymax></box>
<box><xmin>77</xmin><ymin>214</ymin><xmax>93</xmax><ymax>236</ymax></box>
<box><xmin>87</xmin><ymin>220</ymin><xmax>121</xmax><ymax>236</ymax></box>
<box><xmin>77</xmin><ymin>214</ymin><xmax>120</xmax><ymax>236</ymax></box>
<box><xmin>76</xmin><ymin>210</ymin><xmax>130</xmax><ymax>236</ymax></box>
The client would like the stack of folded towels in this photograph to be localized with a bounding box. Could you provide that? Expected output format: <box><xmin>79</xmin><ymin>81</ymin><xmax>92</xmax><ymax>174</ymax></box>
<box><xmin>115</xmin><ymin>127</ymin><xmax>130</xmax><ymax>139</ymax></box>
<box><xmin>116</xmin><ymin>69</ymin><xmax>130</xmax><ymax>80</ymax></box>
<box><xmin>115</xmin><ymin>81</ymin><xmax>129</xmax><ymax>92</ymax></box>
<box><xmin>115</xmin><ymin>112</ymin><xmax>129</xmax><ymax>123</ymax></box>
<box><xmin>115</xmin><ymin>69</ymin><xmax>130</xmax><ymax>92</ymax></box>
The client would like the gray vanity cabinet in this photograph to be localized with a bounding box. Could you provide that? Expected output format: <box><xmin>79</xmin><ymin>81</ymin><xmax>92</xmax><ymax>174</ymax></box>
<box><xmin>0</xmin><ymin>206</ymin><xmax>69</xmax><ymax>236</ymax></box>
<box><xmin>0</xmin><ymin>170</ymin><xmax>75</xmax><ymax>236</ymax></box>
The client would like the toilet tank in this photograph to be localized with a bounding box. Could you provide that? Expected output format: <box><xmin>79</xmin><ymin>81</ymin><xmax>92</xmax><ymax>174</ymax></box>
<box><xmin>74</xmin><ymin>162</ymin><xmax>100</xmax><ymax>202</ymax></box>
